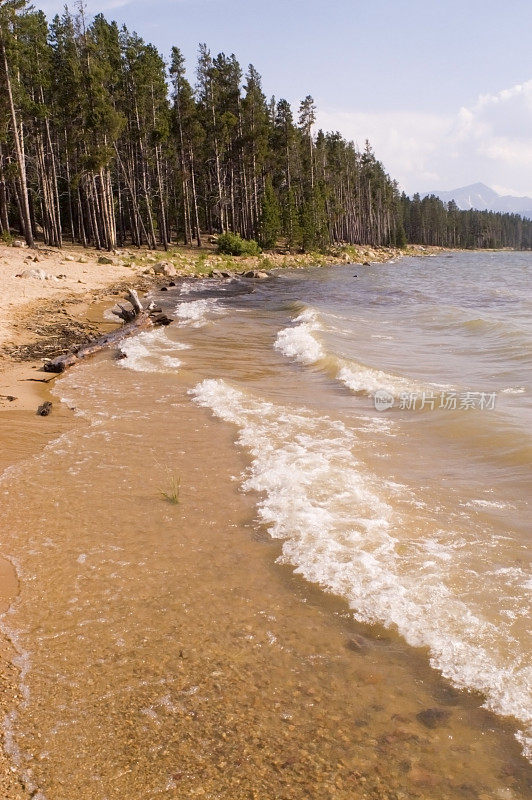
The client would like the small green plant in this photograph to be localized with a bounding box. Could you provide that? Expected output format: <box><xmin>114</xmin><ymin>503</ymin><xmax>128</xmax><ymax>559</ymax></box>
<box><xmin>194</xmin><ymin>252</ymin><xmax>208</xmax><ymax>273</ymax></box>
<box><xmin>1</xmin><ymin>230</ymin><xmax>14</xmax><ymax>245</ymax></box>
<box><xmin>258</xmin><ymin>255</ymin><xmax>274</xmax><ymax>270</ymax></box>
<box><xmin>159</xmin><ymin>472</ymin><xmax>181</xmax><ymax>505</ymax></box>
<box><xmin>217</xmin><ymin>231</ymin><xmax>261</xmax><ymax>256</ymax></box>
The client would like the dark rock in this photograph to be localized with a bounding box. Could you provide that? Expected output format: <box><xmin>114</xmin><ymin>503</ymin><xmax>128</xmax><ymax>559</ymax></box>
<box><xmin>244</xmin><ymin>270</ymin><xmax>255</xmax><ymax>278</ymax></box>
<box><xmin>153</xmin><ymin>314</ymin><xmax>173</xmax><ymax>326</ymax></box>
<box><xmin>37</xmin><ymin>401</ymin><xmax>53</xmax><ymax>417</ymax></box>
<box><xmin>114</xmin><ymin>350</ymin><xmax>127</xmax><ymax>360</ymax></box>
<box><xmin>168</xmin><ymin>281</ymin><xmax>176</xmax><ymax>287</ymax></box>
<box><xmin>97</xmin><ymin>255</ymin><xmax>113</xmax><ymax>265</ymax></box>
<box><xmin>160</xmin><ymin>286</ymin><xmax>168</xmax><ymax>291</ymax></box>
<box><xmin>416</xmin><ymin>707</ymin><xmax>451</xmax><ymax>729</ymax></box>
<box><xmin>353</xmin><ymin>274</ymin><xmax>358</xmax><ymax>277</ymax></box>
<box><xmin>363</xmin><ymin>261</ymin><xmax>371</xmax><ymax>266</ymax></box>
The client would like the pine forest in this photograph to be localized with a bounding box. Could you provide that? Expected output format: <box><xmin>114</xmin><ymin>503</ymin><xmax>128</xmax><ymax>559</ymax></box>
<box><xmin>1</xmin><ymin>1</ymin><xmax>531</xmax><ymax>252</ymax></box>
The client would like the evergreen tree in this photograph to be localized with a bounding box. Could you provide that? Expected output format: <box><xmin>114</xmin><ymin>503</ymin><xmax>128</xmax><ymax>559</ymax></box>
<box><xmin>258</xmin><ymin>177</ymin><xmax>280</xmax><ymax>249</ymax></box>
<box><xmin>283</xmin><ymin>187</ymin><xmax>302</xmax><ymax>250</ymax></box>
<box><xmin>0</xmin><ymin>4</ymin><xmax>529</xmax><ymax>252</ymax></box>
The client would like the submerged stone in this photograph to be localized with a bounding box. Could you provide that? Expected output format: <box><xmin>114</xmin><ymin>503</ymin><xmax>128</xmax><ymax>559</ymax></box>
<box><xmin>416</xmin><ymin>707</ymin><xmax>451</xmax><ymax>728</ymax></box>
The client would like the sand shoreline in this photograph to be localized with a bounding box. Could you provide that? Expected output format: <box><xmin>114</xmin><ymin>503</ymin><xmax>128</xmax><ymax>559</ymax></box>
<box><xmin>0</xmin><ymin>240</ymin><xmax>457</xmax><ymax>797</ymax></box>
<box><xmin>0</xmin><ymin>240</ymin><xmax>441</xmax><ymax>410</ymax></box>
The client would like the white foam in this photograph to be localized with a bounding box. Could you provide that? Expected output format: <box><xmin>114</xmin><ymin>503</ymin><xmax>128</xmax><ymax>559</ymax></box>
<box><xmin>337</xmin><ymin>362</ymin><xmax>420</xmax><ymax>396</ymax></box>
<box><xmin>174</xmin><ymin>298</ymin><xmax>224</xmax><ymax>328</ymax></box>
<box><xmin>118</xmin><ymin>329</ymin><xmax>188</xmax><ymax>373</ymax></box>
<box><xmin>274</xmin><ymin>307</ymin><xmax>430</xmax><ymax>399</ymax></box>
<box><xmin>179</xmin><ymin>278</ymin><xmax>213</xmax><ymax>296</ymax></box>
<box><xmin>501</xmin><ymin>387</ymin><xmax>525</xmax><ymax>395</ymax></box>
<box><xmin>191</xmin><ymin>378</ymin><xmax>532</xmax><ymax>759</ymax></box>
<box><xmin>464</xmin><ymin>498</ymin><xmax>516</xmax><ymax>510</ymax></box>
<box><xmin>274</xmin><ymin>309</ymin><xmax>325</xmax><ymax>364</ymax></box>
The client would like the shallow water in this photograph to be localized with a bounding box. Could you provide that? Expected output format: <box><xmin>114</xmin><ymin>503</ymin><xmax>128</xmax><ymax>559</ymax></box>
<box><xmin>0</xmin><ymin>251</ymin><xmax>530</xmax><ymax>798</ymax></box>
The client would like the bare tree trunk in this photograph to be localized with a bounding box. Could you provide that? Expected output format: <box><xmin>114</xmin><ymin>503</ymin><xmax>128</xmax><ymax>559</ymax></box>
<box><xmin>114</xmin><ymin>145</ymin><xmax>150</xmax><ymax>246</ymax></box>
<box><xmin>44</xmin><ymin>115</ymin><xmax>62</xmax><ymax>247</ymax></box>
<box><xmin>155</xmin><ymin>143</ymin><xmax>168</xmax><ymax>249</ymax></box>
<box><xmin>189</xmin><ymin>145</ymin><xmax>202</xmax><ymax>247</ymax></box>
<box><xmin>151</xmin><ymin>86</ymin><xmax>168</xmax><ymax>249</ymax></box>
<box><xmin>1</xmin><ymin>35</ymin><xmax>33</xmax><ymax>246</ymax></box>
<box><xmin>0</xmin><ymin>142</ymin><xmax>11</xmax><ymax>234</ymax></box>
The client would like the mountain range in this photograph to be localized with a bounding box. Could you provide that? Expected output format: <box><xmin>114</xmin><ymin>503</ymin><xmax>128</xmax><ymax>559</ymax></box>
<box><xmin>420</xmin><ymin>183</ymin><xmax>532</xmax><ymax>219</ymax></box>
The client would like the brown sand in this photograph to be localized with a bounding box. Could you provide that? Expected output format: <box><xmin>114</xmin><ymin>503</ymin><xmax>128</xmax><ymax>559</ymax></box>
<box><xmin>0</xmin><ymin>240</ymin><xmax>461</xmax><ymax>799</ymax></box>
<box><xmin>0</xmin><ymin>241</ymin><xmax>166</xmax><ymax>797</ymax></box>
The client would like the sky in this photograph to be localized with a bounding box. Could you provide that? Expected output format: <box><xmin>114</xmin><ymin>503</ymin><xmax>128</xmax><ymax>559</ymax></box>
<box><xmin>36</xmin><ymin>0</ymin><xmax>532</xmax><ymax>197</ymax></box>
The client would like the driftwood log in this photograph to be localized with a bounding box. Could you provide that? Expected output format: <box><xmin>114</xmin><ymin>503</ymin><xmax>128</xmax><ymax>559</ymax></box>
<box><xmin>113</xmin><ymin>288</ymin><xmax>144</xmax><ymax>323</ymax></box>
<box><xmin>43</xmin><ymin>288</ymin><xmax>170</xmax><ymax>374</ymax></box>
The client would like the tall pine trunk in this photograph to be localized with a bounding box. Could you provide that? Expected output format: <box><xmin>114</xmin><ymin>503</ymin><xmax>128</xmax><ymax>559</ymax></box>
<box><xmin>1</xmin><ymin>35</ymin><xmax>33</xmax><ymax>245</ymax></box>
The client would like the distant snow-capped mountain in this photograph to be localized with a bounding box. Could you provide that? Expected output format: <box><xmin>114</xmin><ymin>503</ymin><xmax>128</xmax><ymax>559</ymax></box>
<box><xmin>420</xmin><ymin>183</ymin><xmax>532</xmax><ymax>219</ymax></box>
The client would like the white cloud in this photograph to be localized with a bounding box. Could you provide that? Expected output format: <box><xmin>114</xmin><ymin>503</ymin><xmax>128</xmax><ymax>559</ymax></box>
<box><xmin>316</xmin><ymin>108</ymin><xmax>453</xmax><ymax>189</ymax></box>
<box><xmin>317</xmin><ymin>80</ymin><xmax>532</xmax><ymax>197</ymax></box>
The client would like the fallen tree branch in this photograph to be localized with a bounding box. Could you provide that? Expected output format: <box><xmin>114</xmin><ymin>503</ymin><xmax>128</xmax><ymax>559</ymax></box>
<box><xmin>111</xmin><ymin>288</ymin><xmax>145</xmax><ymax>323</ymax></box>
<box><xmin>43</xmin><ymin>288</ymin><xmax>171</xmax><ymax>374</ymax></box>
<box><xmin>43</xmin><ymin>313</ymin><xmax>153</xmax><ymax>373</ymax></box>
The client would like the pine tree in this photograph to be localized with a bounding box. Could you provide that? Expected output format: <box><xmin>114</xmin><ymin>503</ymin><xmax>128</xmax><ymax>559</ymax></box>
<box><xmin>283</xmin><ymin>187</ymin><xmax>301</xmax><ymax>251</ymax></box>
<box><xmin>242</xmin><ymin>64</ymin><xmax>268</xmax><ymax>237</ymax></box>
<box><xmin>0</xmin><ymin>6</ymin><xmax>529</xmax><ymax>252</ymax></box>
<box><xmin>259</xmin><ymin>177</ymin><xmax>280</xmax><ymax>249</ymax></box>
<box><xmin>298</xmin><ymin>94</ymin><xmax>316</xmax><ymax>190</ymax></box>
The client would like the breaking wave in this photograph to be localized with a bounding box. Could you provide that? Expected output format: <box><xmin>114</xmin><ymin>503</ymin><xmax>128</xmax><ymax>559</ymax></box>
<box><xmin>118</xmin><ymin>329</ymin><xmax>188</xmax><ymax>373</ymax></box>
<box><xmin>274</xmin><ymin>307</ymin><xmax>431</xmax><ymax>398</ymax></box>
<box><xmin>192</xmin><ymin>377</ymin><xmax>532</xmax><ymax>760</ymax></box>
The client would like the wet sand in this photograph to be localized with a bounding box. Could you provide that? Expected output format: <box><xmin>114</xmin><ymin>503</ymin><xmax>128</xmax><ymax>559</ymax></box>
<box><xmin>0</xmin><ymin>244</ymin><xmax>529</xmax><ymax>799</ymax></box>
<box><xmin>0</xmin><ymin>360</ymin><xmax>529</xmax><ymax>799</ymax></box>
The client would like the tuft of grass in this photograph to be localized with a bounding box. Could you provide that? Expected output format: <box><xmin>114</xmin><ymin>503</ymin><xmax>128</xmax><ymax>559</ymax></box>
<box><xmin>258</xmin><ymin>255</ymin><xmax>274</xmax><ymax>270</ymax></box>
<box><xmin>159</xmin><ymin>472</ymin><xmax>181</xmax><ymax>505</ymax></box>
<box><xmin>194</xmin><ymin>253</ymin><xmax>208</xmax><ymax>273</ymax></box>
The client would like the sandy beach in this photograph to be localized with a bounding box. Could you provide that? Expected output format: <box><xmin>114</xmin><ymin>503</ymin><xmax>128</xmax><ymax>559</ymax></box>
<box><xmin>1</xmin><ymin>242</ymin><xmax>529</xmax><ymax>800</ymax></box>
<box><xmin>0</xmin><ymin>240</ymin><xmax>417</xmax><ymax>798</ymax></box>
<box><xmin>0</xmin><ymin>0</ymin><xmax>529</xmax><ymax>794</ymax></box>
<box><xmin>0</xmin><ymin>239</ymin><xmax>426</xmax><ymax>416</ymax></box>
<box><xmin>0</xmin><ymin>243</ymin><xmax>153</xmax><ymax>798</ymax></box>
